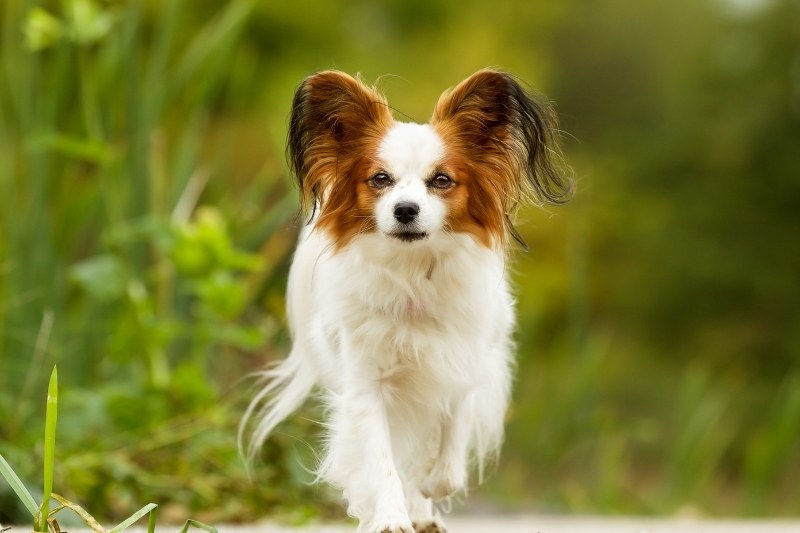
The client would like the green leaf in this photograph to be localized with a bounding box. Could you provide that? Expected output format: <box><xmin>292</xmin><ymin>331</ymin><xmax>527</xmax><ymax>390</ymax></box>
<box><xmin>171</xmin><ymin>228</ymin><xmax>214</xmax><ymax>276</ymax></box>
<box><xmin>220</xmin><ymin>249</ymin><xmax>263</xmax><ymax>273</ymax></box>
<box><xmin>65</xmin><ymin>0</ymin><xmax>115</xmax><ymax>45</ymax></box>
<box><xmin>0</xmin><ymin>453</ymin><xmax>39</xmax><ymax>518</ymax></box>
<box><xmin>70</xmin><ymin>255</ymin><xmax>126</xmax><ymax>301</ymax></box>
<box><xmin>51</xmin><ymin>493</ymin><xmax>105</xmax><ymax>533</ymax></box>
<box><xmin>212</xmin><ymin>323</ymin><xmax>266</xmax><ymax>350</ymax></box>
<box><xmin>147</xmin><ymin>504</ymin><xmax>158</xmax><ymax>533</ymax></box>
<box><xmin>108</xmin><ymin>503</ymin><xmax>157</xmax><ymax>533</ymax></box>
<box><xmin>24</xmin><ymin>8</ymin><xmax>63</xmax><ymax>51</ymax></box>
<box><xmin>40</xmin><ymin>367</ymin><xmax>59</xmax><ymax>532</ymax></box>
<box><xmin>179</xmin><ymin>519</ymin><xmax>218</xmax><ymax>533</ymax></box>
<box><xmin>29</xmin><ymin>133</ymin><xmax>114</xmax><ymax>164</ymax></box>
<box><xmin>195</xmin><ymin>271</ymin><xmax>246</xmax><ymax>318</ymax></box>
<box><xmin>174</xmin><ymin>0</ymin><xmax>258</xmax><ymax>85</ymax></box>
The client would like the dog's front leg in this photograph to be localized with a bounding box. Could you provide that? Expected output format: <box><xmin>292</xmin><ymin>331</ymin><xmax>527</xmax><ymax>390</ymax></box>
<box><xmin>323</xmin><ymin>367</ymin><xmax>414</xmax><ymax>533</ymax></box>
<box><xmin>421</xmin><ymin>396</ymin><xmax>470</xmax><ymax>501</ymax></box>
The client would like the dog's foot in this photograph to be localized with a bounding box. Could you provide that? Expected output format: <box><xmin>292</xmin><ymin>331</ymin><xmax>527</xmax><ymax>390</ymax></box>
<box><xmin>371</xmin><ymin>513</ymin><xmax>415</xmax><ymax>533</ymax></box>
<box><xmin>376</xmin><ymin>523</ymin><xmax>415</xmax><ymax>533</ymax></box>
<box><xmin>413</xmin><ymin>519</ymin><xmax>447</xmax><ymax>533</ymax></box>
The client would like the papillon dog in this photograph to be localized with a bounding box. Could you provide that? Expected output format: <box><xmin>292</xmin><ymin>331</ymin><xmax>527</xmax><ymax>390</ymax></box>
<box><xmin>241</xmin><ymin>69</ymin><xmax>572</xmax><ymax>533</ymax></box>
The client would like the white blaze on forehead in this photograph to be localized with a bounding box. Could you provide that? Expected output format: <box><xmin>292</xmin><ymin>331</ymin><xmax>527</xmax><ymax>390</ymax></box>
<box><xmin>372</xmin><ymin>122</ymin><xmax>449</xmax><ymax>237</ymax></box>
<box><xmin>377</xmin><ymin>122</ymin><xmax>445</xmax><ymax>177</ymax></box>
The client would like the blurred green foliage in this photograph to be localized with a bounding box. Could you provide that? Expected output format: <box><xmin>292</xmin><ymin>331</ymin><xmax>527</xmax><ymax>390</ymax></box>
<box><xmin>1</xmin><ymin>0</ymin><xmax>798</xmax><ymax>524</ymax></box>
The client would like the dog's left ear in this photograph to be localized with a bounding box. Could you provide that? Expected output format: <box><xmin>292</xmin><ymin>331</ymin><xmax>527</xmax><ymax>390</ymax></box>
<box><xmin>431</xmin><ymin>69</ymin><xmax>573</xmax><ymax>207</ymax></box>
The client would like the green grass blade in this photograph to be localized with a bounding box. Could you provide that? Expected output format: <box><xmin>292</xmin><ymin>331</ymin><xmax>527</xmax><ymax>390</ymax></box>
<box><xmin>40</xmin><ymin>366</ymin><xmax>59</xmax><ymax>532</ymax></box>
<box><xmin>147</xmin><ymin>505</ymin><xmax>158</xmax><ymax>533</ymax></box>
<box><xmin>174</xmin><ymin>0</ymin><xmax>257</xmax><ymax>86</ymax></box>
<box><xmin>51</xmin><ymin>493</ymin><xmax>105</xmax><ymax>533</ymax></box>
<box><xmin>0</xmin><ymin>452</ymin><xmax>39</xmax><ymax>517</ymax></box>
<box><xmin>179</xmin><ymin>519</ymin><xmax>218</xmax><ymax>533</ymax></box>
<box><xmin>108</xmin><ymin>503</ymin><xmax>157</xmax><ymax>533</ymax></box>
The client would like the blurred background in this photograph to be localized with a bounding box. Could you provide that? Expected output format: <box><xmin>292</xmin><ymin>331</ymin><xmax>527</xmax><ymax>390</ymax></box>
<box><xmin>1</xmin><ymin>0</ymin><xmax>799</xmax><ymax>525</ymax></box>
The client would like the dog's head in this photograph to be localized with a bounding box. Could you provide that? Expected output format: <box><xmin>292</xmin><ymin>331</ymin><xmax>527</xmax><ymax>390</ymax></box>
<box><xmin>288</xmin><ymin>69</ymin><xmax>572</xmax><ymax>249</ymax></box>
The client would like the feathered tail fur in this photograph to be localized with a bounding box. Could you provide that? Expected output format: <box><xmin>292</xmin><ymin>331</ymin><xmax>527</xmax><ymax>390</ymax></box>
<box><xmin>238</xmin><ymin>349</ymin><xmax>316</xmax><ymax>468</ymax></box>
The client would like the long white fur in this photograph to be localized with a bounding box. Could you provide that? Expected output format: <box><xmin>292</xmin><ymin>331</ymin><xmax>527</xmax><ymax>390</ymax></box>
<box><xmin>242</xmin><ymin>122</ymin><xmax>515</xmax><ymax>533</ymax></box>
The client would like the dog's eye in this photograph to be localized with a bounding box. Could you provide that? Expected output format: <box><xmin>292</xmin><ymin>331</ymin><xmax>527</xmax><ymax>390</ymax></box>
<box><xmin>429</xmin><ymin>173</ymin><xmax>454</xmax><ymax>189</ymax></box>
<box><xmin>369</xmin><ymin>172</ymin><xmax>393</xmax><ymax>189</ymax></box>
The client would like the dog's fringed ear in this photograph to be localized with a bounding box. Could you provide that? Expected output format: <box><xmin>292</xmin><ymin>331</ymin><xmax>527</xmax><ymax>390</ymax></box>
<box><xmin>288</xmin><ymin>71</ymin><xmax>393</xmax><ymax>214</ymax></box>
<box><xmin>431</xmin><ymin>69</ymin><xmax>573</xmax><ymax>208</ymax></box>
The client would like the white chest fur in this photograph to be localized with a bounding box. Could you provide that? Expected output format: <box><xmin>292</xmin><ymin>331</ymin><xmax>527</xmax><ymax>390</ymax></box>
<box><xmin>289</xmin><ymin>230</ymin><xmax>513</xmax><ymax>400</ymax></box>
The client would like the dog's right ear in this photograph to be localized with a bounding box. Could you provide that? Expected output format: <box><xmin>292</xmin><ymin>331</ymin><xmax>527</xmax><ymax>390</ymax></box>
<box><xmin>288</xmin><ymin>71</ymin><xmax>393</xmax><ymax>213</ymax></box>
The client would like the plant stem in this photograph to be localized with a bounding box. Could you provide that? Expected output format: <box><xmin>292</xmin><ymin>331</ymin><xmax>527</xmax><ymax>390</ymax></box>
<box><xmin>77</xmin><ymin>45</ymin><xmax>103</xmax><ymax>140</ymax></box>
<box><xmin>40</xmin><ymin>366</ymin><xmax>58</xmax><ymax>532</ymax></box>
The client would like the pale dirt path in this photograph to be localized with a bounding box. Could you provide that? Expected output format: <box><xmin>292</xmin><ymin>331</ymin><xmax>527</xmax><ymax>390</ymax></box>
<box><xmin>68</xmin><ymin>515</ymin><xmax>800</xmax><ymax>533</ymax></box>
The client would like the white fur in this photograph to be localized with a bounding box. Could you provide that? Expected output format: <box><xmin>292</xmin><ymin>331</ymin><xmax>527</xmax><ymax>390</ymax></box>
<box><xmin>242</xmin><ymin>122</ymin><xmax>515</xmax><ymax>533</ymax></box>
<box><xmin>374</xmin><ymin>123</ymin><xmax>448</xmax><ymax>238</ymax></box>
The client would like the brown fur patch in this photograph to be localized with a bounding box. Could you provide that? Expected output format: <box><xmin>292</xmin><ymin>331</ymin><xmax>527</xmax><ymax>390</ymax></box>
<box><xmin>431</xmin><ymin>69</ymin><xmax>572</xmax><ymax>247</ymax></box>
<box><xmin>434</xmin><ymin>147</ymin><xmax>506</xmax><ymax>249</ymax></box>
<box><xmin>288</xmin><ymin>71</ymin><xmax>394</xmax><ymax>247</ymax></box>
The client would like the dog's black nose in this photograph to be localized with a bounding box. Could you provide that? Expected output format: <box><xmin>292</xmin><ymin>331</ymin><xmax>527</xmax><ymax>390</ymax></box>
<box><xmin>393</xmin><ymin>202</ymin><xmax>419</xmax><ymax>224</ymax></box>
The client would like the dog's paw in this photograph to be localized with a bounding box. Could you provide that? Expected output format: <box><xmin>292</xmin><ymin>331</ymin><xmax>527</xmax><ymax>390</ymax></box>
<box><xmin>376</xmin><ymin>523</ymin><xmax>415</xmax><ymax>533</ymax></box>
<box><xmin>413</xmin><ymin>519</ymin><xmax>447</xmax><ymax>533</ymax></box>
<box><xmin>371</xmin><ymin>513</ymin><xmax>415</xmax><ymax>533</ymax></box>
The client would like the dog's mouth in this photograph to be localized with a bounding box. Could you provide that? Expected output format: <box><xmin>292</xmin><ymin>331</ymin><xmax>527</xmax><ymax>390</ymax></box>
<box><xmin>390</xmin><ymin>231</ymin><xmax>429</xmax><ymax>243</ymax></box>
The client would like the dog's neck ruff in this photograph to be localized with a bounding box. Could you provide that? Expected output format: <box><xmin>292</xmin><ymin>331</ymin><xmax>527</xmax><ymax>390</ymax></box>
<box><xmin>315</xmin><ymin>230</ymin><xmax>505</xmax><ymax>326</ymax></box>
